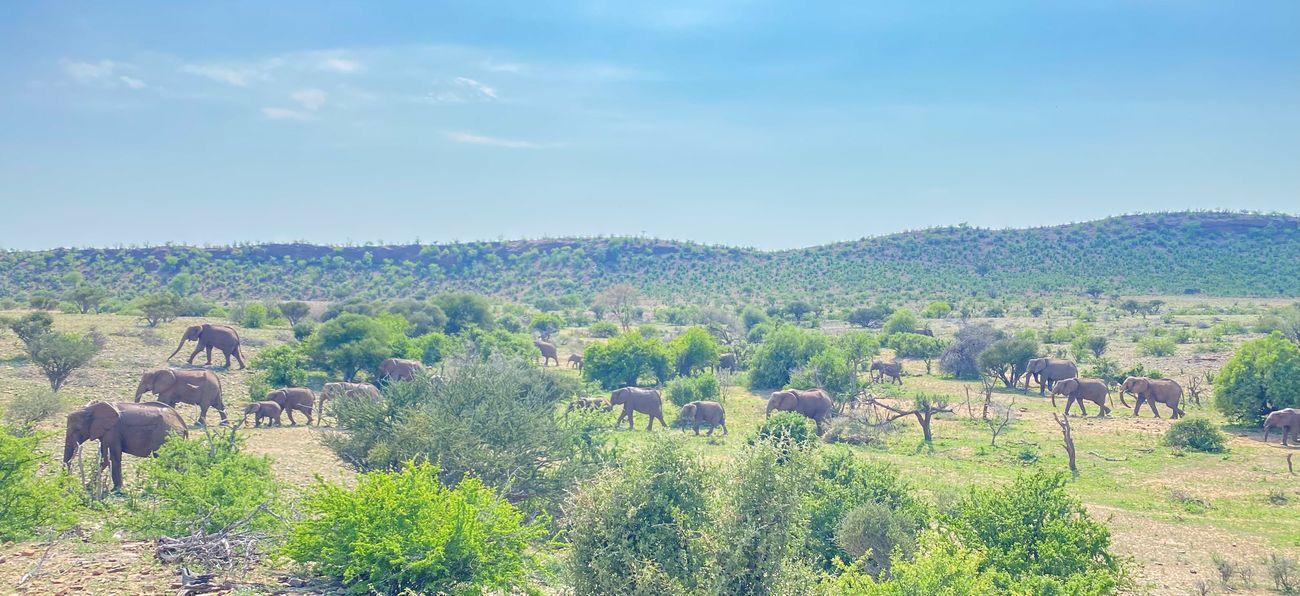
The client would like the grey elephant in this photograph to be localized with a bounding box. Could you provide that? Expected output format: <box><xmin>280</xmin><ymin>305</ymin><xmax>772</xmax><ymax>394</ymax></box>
<box><xmin>679</xmin><ymin>400</ymin><xmax>728</xmax><ymax>436</ymax></box>
<box><xmin>1050</xmin><ymin>377</ymin><xmax>1111</xmax><ymax>417</ymax></box>
<box><xmin>133</xmin><ymin>368</ymin><xmax>227</xmax><ymax>427</ymax></box>
<box><xmin>379</xmin><ymin>358</ymin><xmax>424</xmax><ymax>382</ymax></box>
<box><xmin>1120</xmin><ymin>376</ymin><xmax>1185</xmax><ymax>418</ymax></box>
<box><xmin>1023</xmin><ymin>358</ymin><xmax>1078</xmax><ymax>395</ymax></box>
<box><xmin>64</xmin><ymin>401</ymin><xmax>188</xmax><ymax>491</ymax></box>
<box><xmin>320</xmin><ymin>381</ymin><xmax>381</xmax><ymax>425</ymax></box>
<box><xmin>1263</xmin><ymin>408</ymin><xmax>1300</xmax><ymax>446</ymax></box>
<box><xmin>766</xmin><ymin>389</ymin><xmax>835</xmax><ymax>427</ymax></box>
<box><xmin>168</xmin><ymin>323</ymin><xmax>245</xmax><ymax>369</ymax></box>
<box><xmin>241</xmin><ymin>401</ymin><xmax>283</xmax><ymax>428</ymax></box>
<box><xmin>564</xmin><ymin>397</ymin><xmax>611</xmax><ymax>416</ymax></box>
<box><xmin>535</xmin><ymin>340</ymin><xmax>559</xmax><ymax>367</ymax></box>
<box><xmin>266</xmin><ymin>387</ymin><xmax>316</xmax><ymax>425</ymax></box>
<box><xmin>567</xmin><ymin>354</ymin><xmax>584</xmax><ymax>369</ymax></box>
<box><xmin>715</xmin><ymin>352</ymin><xmax>738</xmax><ymax>373</ymax></box>
<box><xmin>610</xmin><ymin>387</ymin><xmax>667</xmax><ymax>431</ymax></box>
<box><xmin>870</xmin><ymin>361</ymin><xmax>903</xmax><ymax>384</ymax></box>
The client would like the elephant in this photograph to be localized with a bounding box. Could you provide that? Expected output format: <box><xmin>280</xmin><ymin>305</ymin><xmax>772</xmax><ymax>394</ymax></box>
<box><xmin>567</xmin><ymin>354</ymin><xmax>584</xmax><ymax>370</ymax></box>
<box><xmin>1023</xmin><ymin>358</ymin><xmax>1078</xmax><ymax>395</ymax></box>
<box><xmin>870</xmin><ymin>361</ymin><xmax>903</xmax><ymax>384</ymax></box>
<box><xmin>715</xmin><ymin>352</ymin><xmax>739</xmax><ymax>373</ymax></box>
<box><xmin>1050</xmin><ymin>377</ymin><xmax>1111</xmax><ymax>417</ymax></box>
<box><xmin>535</xmin><ymin>340</ymin><xmax>560</xmax><ymax>367</ymax></box>
<box><xmin>564</xmin><ymin>397</ymin><xmax>611</xmax><ymax>416</ymax></box>
<box><xmin>319</xmin><ymin>382</ymin><xmax>381</xmax><ymax>425</ymax></box>
<box><xmin>766</xmin><ymin>389</ymin><xmax>835</xmax><ymax>428</ymax></box>
<box><xmin>679</xmin><ymin>400</ymin><xmax>728</xmax><ymax>436</ymax></box>
<box><xmin>241</xmin><ymin>401</ymin><xmax>283</xmax><ymax>428</ymax></box>
<box><xmin>379</xmin><ymin>358</ymin><xmax>424</xmax><ymax>382</ymax></box>
<box><xmin>915</xmin><ymin>329</ymin><xmax>935</xmax><ymax>337</ymax></box>
<box><xmin>133</xmin><ymin>368</ymin><xmax>227</xmax><ymax>427</ymax></box>
<box><xmin>1120</xmin><ymin>376</ymin><xmax>1185</xmax><ymax>418</ymax></box>
<box><xmin>1263</xmin><ymin>408</ymin><xmax>1300</xmax><ymax>446</ymax></box>
<box><xmin>266</xmin><ymin>388</ymin><xmax>316</xmax><ymax>425</ymax></box>
<box><xmin>63</xmin><ymin>401</ymin><xmax>188</xmax><ymax>491</ymax></box>
<box><xmin>168</xmin><ymin>323</ymin><xmax>245</xmax><ymax>369</ymax></box>
<box><xmin>610</xmin><ymin>387</ymin><xmax>667</xmax><ymax>431</ymax></box>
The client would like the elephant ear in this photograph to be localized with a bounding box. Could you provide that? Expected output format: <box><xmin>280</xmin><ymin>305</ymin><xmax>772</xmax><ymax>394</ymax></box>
<box><xmin>155</xmin><ymin>369</ymin><xmax>178</xmax><ymax>392</ymax></box>
<box><xmin>86</xmin><ymin>402</ymin><xmax>121</xmax><ymax>440</ymax></box>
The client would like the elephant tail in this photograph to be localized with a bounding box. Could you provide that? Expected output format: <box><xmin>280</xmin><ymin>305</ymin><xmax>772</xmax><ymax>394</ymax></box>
<box><xmin>213</xmin><ymin>374</ymin><xmax>225</xmax><ymax>409</ymax></box>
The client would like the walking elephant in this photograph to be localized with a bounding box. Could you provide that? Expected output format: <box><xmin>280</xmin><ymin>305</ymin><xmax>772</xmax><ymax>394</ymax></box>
<box><xmin>379</xmin><ymin>358</ymin><xmax>424</xmax><ymax>382</ymax></box>
<box><xmin>134</xmin><ymin>368</ymin><xmax>227</xmax><ymax>426</ymax></box>
<box><xmin>266</xmin><ymin>387</ymin><xmax>316</xmax><ymax>425</ymax></box>
<box><xmin>766</xmin><ymin>389</ymin><xmax>835</xmax><ymax>427</ymax></box>
<box><xmin>564</xmin><ymin>397</ymin><xmax>611</xmax><ymax>416</ymax></box>
<box><xmin>63</xmin><ymin>401</ymin><xmax>188</xmax><ymax>491</ymax></box>
<box><xmin>319</xmin><ymin>382</ymin><xmax>381</xmax><ymax>426</ymax></box>
<box><xmin>610</xmin><ymin>387</ymin><xmax>667</xmax><ymax>431</ymax></box>
<box><xmin>1050</xmin><ymin>377</ymin><xmax>1111</xmax><ymax>417</ymax></box>
<box><xmin>1024</xmin><ymin>358</ymin><xmax>1078</xmax><ymax>395</ymax></box>
<box><xmin>567</xmin><ymin>354</ymin><xmax>584</xmax><ymax>369</ymax></box>
<box><xmin>870</xmin><ymin>361</ymin><xmax>903</xmax><ymax>384</ymax></box>
<box><xmin>1120</xmin><ymin>376</ymin><xmax>1184</xmax><ymax>418</ymax></box>
<box><xmin>535</xmin><ymin>340</ymin><xmax>559</xmax><ymax>367</ymax></box>
<box><xmin>241</xmin><ymin>401</ymin><xmax>283</xmax><ymax>428</ymax></box>
<box><xmin>679</xmin><ymin>400</ymin><xmax>727</xmax><ymax>436</ymax></box>
<box><xmin>1263</xmin><ymin>408</ymin><xmax>1300</xmax><ymax>446</ymax></box>
<box><xmin>168</xmin><ymin>323</ymin><xmax>245</xmax><ymax>369</ymax></box>
<box><xmin>715</xmin><ymin>352</ymin><xmax>738</xmax><ymax>373</ymax></box>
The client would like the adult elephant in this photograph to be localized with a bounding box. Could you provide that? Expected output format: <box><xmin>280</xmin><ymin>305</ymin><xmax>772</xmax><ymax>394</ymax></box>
<box><xmin>766</xmin><ymin>389</ymin><xmax>835</xmax><ymax>427</ymax></box>
<box><xmin>1263</xmin><ymin>408</ymin><xmax>1300</xmax><ymax>446</ymax></box>
<box><xmin>319</xmin><ymin>382</ymin><xmax>381</xmax><ymax>426</ymax></box>
<box><xmin>133</xmin><ymin>368</ymin><xmax>227</xmax><ymax>427</ymax></box>
<box><xmin>379</xmin><ymin>358</ymin><xmax>424</xmax><ymax>382</ymax></box>
<box><xmin>1023</xmin><ymin>358</ymin><xmax>1078</xmax><ymax>395</ymax></box>
<box><xmin>610</xmin><ymin>387</ymin><xmax>667</xmax><ymax>431</ymax></box>
<box><xmin>870</xmin><ymin>361</ymin><xmax>903</xmax><ymax>384</ymax></box>
<box><xmin>1120</xmin><ymin>376</ymin><xmax>1185</xmax><ymax>419</ymax></box>
<box><xmin>535</xmin><ymin>340</ymin><xmax>559</xmax><ymax>367</ymax></box>
<box><xmin>715</xmin><ymin>352</ymin><xmax>739</xmax><ymax>373</ymax></box>
<box><xmin>1050</xmin><ymin>377</ymin><xmax>1111</xmax><ymax>417</ymax></box>
<box><xmin>266</xmin><ymin>388</ymin><xmax>316</xmax><ymax>426</ymax></box>
<box><xmin>679</xmin><ymin>400</ymin><xmax>727</xmax><ymax>436</ymax></box>
<box><xmin>64</xmin><ymin>401</ymin><xmax>188</xmax><ymax>491</ymax></box>
<box><xmin>168</xmin><ymin>323</ymin><xmax>245</xmax><ymax>369</ymax></box>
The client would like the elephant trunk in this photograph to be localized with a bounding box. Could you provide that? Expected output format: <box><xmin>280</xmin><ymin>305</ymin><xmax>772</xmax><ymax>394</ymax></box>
<box><xmin>1118</xmin><ymin>390</ymin><xmax>1130</xmax><ymax>407</ymax></box>
<box><xmin>168</xmin><ymin>338</ymin><xmax>188</xmax><ymax>360</ymax></box>
<box><xmin>62</xmin><ymin>433</ymin><xmax>79</xmax><ymax>467</ymax></box>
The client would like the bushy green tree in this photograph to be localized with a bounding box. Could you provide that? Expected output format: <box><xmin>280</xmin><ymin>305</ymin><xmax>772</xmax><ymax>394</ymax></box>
<box><xmin>251</xmin><ymin>344</ymin><xmax>308</xmax><ymax>387</ymax></box>
<box><xmin>29</xmin><ymin>331</ymin><xmax>101</xmax><ymax>391</ymax></box>
<box><xmin>791</xmin><ymin>346</ymin><xmax>858</xmax><ymax>403</ymax></box>
<box><xmin>0</xmin><ymin>428</ymin><xmax>76</xmax><ymax>541</ymax></box>
<box><xmin>848</xmin><ymin>304</ymin><xmax>893</xmax><ymax>329</ymax></box>
<box><xmin>669</xmin><ymin>326</ymin><xmax>721</xmax><ymax>377</ymax></box>
<box><xmin>589</xmin><ymin>320</ymin><xmax>619</xmax><ymax>338</ymax></box>
<box><xmin>882</xmin><ymin>309</ymin><xmax>919</xmax><ymax>335</ymax></box>
<box><xmin>665</xmin><ymin>372</ymin><xmax>721</xmax><ymax>407</ymax></box>
<box><xmin>583</xmin><ymin>331</ymin><xmax>671</xmax><ymax>389</ymax></box>
<box><xmin>838</xmin><ymin>331</ymin><xmax>881</xmax><ymax>373</ymax></box>
<box><xmin>940</xmin><ymin>323</ymin><xmax>1000</xmax><ymax>379</ymax></box>
<box><xmin>277</xmin><ymin>301</ymin><xmax>312</xmax><ymax>326</ymax></box>
<box><xmin>978</xmin><ymin>335</ymin><xmax>1039</xmax><ymax>388</ymax></box>
<box><xmin>136</xmin><ymin>292</ymin><xmax>182</xmax><ymax>327</ymax></box>
<box><xmin>434</xmin><ymin>293</ymin><xmax>494</xmax><ymax>333</ymax></box>
<box><xmin>3</xmin><ymin>311</ymin><xmax>53</xmax><ymax>348</ymax></box>
<box><xmin>887</xmin><ymin>333</ymin><xmax>947</xmax><ymax>374</ymax></box>
<box><xmin>748</xmin><ymin>325</ymin><xmax>829</xmax><ymax>389</ymax></box>
<box><xmin>386</xmin><ymin>300</ymin><xmax>448</xmax><ymax>336</ymax></box>
<box><xmin>820</xmin><ymin>529</ymin><xmax>997</xmax><ymax>595</ymax></box>
<box><xmin>529</xmin><ymin>312</ymin><xmax>563</xmax><ymax>339</ymax></box>
<box><xmin>751</xmin><ymin>412</ymin><xmax>818</xmax><ymax>449</ymax></box>
<box><xmin>807</xmin><ymin>446</ymin><xmax>926</xmax><ymax>572</ymax></box>
<box><xmin>741</xmin><ymin>305</ymin><xmax>769</xmax><ymax>331</ymax></box>
<box><xmin>64</xmin><ymin>283</ymin><xmax>108</xmax><ymax>314</ymax></box>
<box><xmin>921</xmin><ymin>301</ymin><xmax>952</xmax><ymax>319</ymax></box>
<box><xmin>1214</xmin><ymin>333</ymin><xmax>1300</xmax><ymax>423</ymax></box>
<box><xmin>308</xmin><ymin>313</ymin><xmax>395</xmax><ymax>381</ymax></box>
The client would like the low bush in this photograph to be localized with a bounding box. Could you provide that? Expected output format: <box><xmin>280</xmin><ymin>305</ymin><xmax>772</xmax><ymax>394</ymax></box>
<box><xmin>1138</xmin><ymin>336</ymin><xmax>1177</xmax><ymax>357</ymax></box>
<box><xmin>588</xmin><ymin>320</ymin><xmax>619</xmax><ymax>338</ymax></box>
<box><xmin>3</xmin><ymin>387</ymin><xmax>66</xmax><ymax>435</ymax></box>
<box><xmin>665</xmin><ymin>371</ymin><xmax>721</xmax><ymax>406</ymax></box>
<box><xmin>1163</xmin><ymin>417</ymin><xmax>1226</xmax><ymax>453</ymax></box>
<box><xmin>821</xmin><ymin>529</ymin><xmax>998</xmax><ymax>594</ymax></box>
<box><xmin>751</xmin><ymin>412</ymin><xmax>818</xmax><ymax>449</ymax></box>
<box><xmin>0</xmin><ymin>428</ymin><xmax>76</xmax><ymax>541</ymax></box>
<box><xmin>284</xmin><ymin>461</ymin><xmax>544</xmax><ymax>594</ymax></box>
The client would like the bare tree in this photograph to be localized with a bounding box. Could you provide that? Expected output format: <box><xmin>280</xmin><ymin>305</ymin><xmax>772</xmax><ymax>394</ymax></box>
<box><xmin>595</xmin><ymin>284</ymin><xmax>640</xmax><ymax>331</ymax></box>
<box><xmin>985</xmin><ymin>395</ymin><xmax>1016</xmax><ymax>446</ymax></box>
<box><xmin>1053</xmin><ymin>412</ymin><xmax>1078</xmax><ymax>476</ymax></box>
<box><xmin>1185</xmin><ymin>375</ymin><xmax>1205</xmax><ymax>408</ymax></box>
<box><xmin>860</xmin><ymin>392</ymin><xmax>954</xmax><ymax>443</ymax></box>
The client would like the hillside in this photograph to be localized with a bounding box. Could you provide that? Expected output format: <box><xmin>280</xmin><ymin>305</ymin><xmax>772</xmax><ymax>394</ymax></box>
<box><xmin>2</xmin><ymin>211</ymin><xmax>1298</xmax><ymax>304</ymax></box>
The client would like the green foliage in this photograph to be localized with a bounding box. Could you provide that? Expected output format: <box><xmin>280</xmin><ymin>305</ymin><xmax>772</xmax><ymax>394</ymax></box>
<box><xmin>236</xmin><ymin>303</ymin><xmax>270</xmax><ymax>328</ymax></box>
<box><xmin>126</xmin><ymin>430</ymin><xmax>281</xmax><ymax>537</ymax></box>
<box><xmin>848</xmin><ymin>304</ymin><xmax>893</xmax><ymax>328</ymax></box>
<box><xmin>277</xmin><ymin>301</ymin><xmax>312</xmax><ymax>325</ymax></box>
<box><xmin>292</xmin><ymin>320</ymin><xmax>316</xmax><ymax>341</ymax></box>
<box><xmin>921</xmin><ymin>301</ymin><xmax>952</xmax><ymax>319</ymax></box>
<box><xmin>385</xmin><ymin>300</ymin><xmax>448</xmax><ymax>335</ymax></box>
<box><xmin>751</xmin><ymin>411</ymin><xmax>818</xmax><ymax>449</ymax></box>
<box><xmin>1072</xmin><ymin>335</ymin><xmax>1109</xmax><ymax>361</ymax></box>
<box><xmin>583</xmin><ymin>331</ymin><xmax>670</xmax><ymax>389</ymax></box>
<box><xmin>882</xmin><ymin>309</ymin><xmax>919</xmax><ymax>335</ymax></box>
<box><xmin>1163</xmin><ymin>417</ymin><xmax>1226</xmax><ymax>453</ymax></box>
<box><xmin>28</xmin><ymin>331</ymin><xmax>101</xmax><ymax>391</ymax></box>
<box><xmin>3</xmin><ymin>387</ymin><xmax>66</xmax><ymax>435</ymax></box>
<box><xmin>0</xmin><ymin>428</ymin><xmax>76</xmax><ymax>541</ymax></box>
<box><xmin>283</xmin><ymin>461</ymin><xmax>544</xmax><ymax>595</ymax></box>
<box><xmin>307</xmin><ymin>313</ymin><xmax>395</xmax><ymax>381</ymax></box>
<box><xmin>886</xmin><ymin>333</ymin><xmax>946</xmax><ymax>374</ymax></box>
<box><xmin>529</xmin><ymin>312</ymin><xmax>563</xmax><ymax>338</ymax></box>
<box><xmin>820</xmin><ymin>529</ymin><xmax>998</xmax><ymax>595</ymax></box>
<box><xmin>741</xmin><ymin>305</ymin><xmax>769</xmax><ymax>330</ymax></box>
<box><xmin>4</xmin><ymin>310</ymin><xmax>53</xmax><ymax>348</ymax></box>
<box><xmin>668</xmin><ymin>326</ymin><xmax>721</xmax><ymax>376</ymax></box>
<box><xmin>251</xmin><ymin>344</ymin><xmax>308</xmax><ymax>387</ymax></box>
<box><xmin>791</xmin><ymin>346</ymin><xmax>858</xmax><ymax>401</ymax></box>
<box><xmin>977</xmin><ymin>335</ymin><xmax>1039</xmax><ymax>388</ymax></box>
<box><xmin>837</xmin><ymin>330</ymin><xmax>881</xmax><ymax>373</ymax></box>
<box><xmin>434</xmin><ymin>293</ymin><xmax>494</xmax><ymax>334</ymax></box>
<box><xmin>414</xmin><ymin>332</ymin><xmax>456</xmax><ymax>365</ymax></box>
<box><xmin>748</xmin><ymin>325</ymin><xmax>829</xmax><ymax>389</ymax></box>
<box><xmin>460</xmin><ymin>326</ymin><xmax>536</xmax><ymax>362</ymax></box>
<box><xmin>588</xmin><ymin>320</ymin><xmax>619</xmax><ymax>338</ymax></box>
<box><xmin>807</xmin><ymin>446</ymin><xmax>926</xmax><ymax>572</ymax></box>
<box><xmin>135</xmin><ymin>292</ymin><xmax>182</xmax><ymax>327</ymax></box>
<box><xmin>665</xmin><ymin>371</ymin><xmax>721</xmax><ymax>407</ymax></box>
<box><xmin>1137</xmin><ymin>335</ymin><xmax>1177</xmax><ymax>357</ymax></box>
<box><xmin>940</xmin><ymin>323</ymin><xmax>1000</xmax><ymax>379</ymax></box>
<box><xmin>1214</xmin><ymin>333</ymin><xmax>1300</xmax><ymax>423</ymax></box>
<box><xmin>64</xmin><ymin>283</ymin><xmax>108</xmax><ymax>314</ymax></box>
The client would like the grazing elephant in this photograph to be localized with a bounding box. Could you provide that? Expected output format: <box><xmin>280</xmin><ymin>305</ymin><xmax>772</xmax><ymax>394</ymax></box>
<box><xmin>319</xmin><ymin>382</ymin><xmax>381</xmax><ymax>425</ymax></box>
<box><xmin>168</xmin><ymin>323</ymin><xmax>245</xmax><ymax>369</ymax></box>
<box><xmin>1050</xmin><ymin>377</ymin><xmax>1111</xmax><ymax>417</ymax></box>
<box><xmin>535</xmin><ymin>340</ymin><xmax>560</xmax><ymax>367</ymax></box>
<box><xmin>567</xmin><ymin>354</ymin><xmax>584</xmax><ymax>370</ymax></box>
<box><xmin>679</xmin><ymin>400</ymin><xmax>728</xmax><ymax>436</ymax></box>
<box><xmin>564</xmin><ymin>397</ymin><xmax>611</xmax><ymax>416</ymax></box>
<box><xmin>1263</xmin><ymin>409</ymin><xmax>1300</xmax><ymax>446</ymax></box>
<box><xmin>1023</xmin><ymin>358</ymin><xmax>1078</xmax><ymax>395</ymax></box>
<box><xmin>63</xmin><ymin>401</ymin><xmax>187</xmax><ymax>491</ymax></box>
<box><xmin>610</xmin><ymin>387</ymin><xmax>667</xmax><ymax>431</ymax></box>
<box><xmin>766</xmin><ymin>389</ymin><xmax>836</xmax><ymax>427</ymax></box>
<box><xmin>870</xmin><ymin>361</ymin><xmax>903</xmax><ymax>384</ymax></box>
<box><xmin>241</xmin><ymin>401</ymin><xmax>283</xmax><ymax>428</ymax></box>
<box><xmin>379</xmin><ymin>358</ymin><xmax>424</xmax><ymax>382</ymax></box>
<box><xmin>715</xmin><ymin>352</ymin><xmax>739</xmax><ymax>373</ymax></box>
<box><xmin>266</xmin><ymin>388</ymin><xmax>316</xmax><ymax>425</ymax></box>
<box><xmin>1120</xmin><ymin>376</ymin><xmax>1185</xmax><ymax>418</ymax></box>
<box><xmin>133</xmin><ymin>368</ymin><xmax>227</xmax><ymax>427</ymax></box>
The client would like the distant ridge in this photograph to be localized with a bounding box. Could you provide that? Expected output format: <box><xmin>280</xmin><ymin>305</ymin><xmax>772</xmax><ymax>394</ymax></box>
<box><xmin>2</xmin><ymin>211</ymin><xmax>1298</xmax><ymax>303</ymax></box>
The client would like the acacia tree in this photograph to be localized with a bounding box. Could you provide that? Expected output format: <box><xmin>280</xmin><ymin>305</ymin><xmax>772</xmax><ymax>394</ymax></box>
<box><xmin>29</xmin><ymin>332</ymin><xmax>101</xmax><ymax>391</ymax></box>
<box><xmin>64</xmin><ymin>284</ymin><xmax>108</xmax><ymax>314</ymax></box>
<box><xmin>596</xmin><ymin>284</ymin><xmax>641</xmax><ymax>331</ymax></box>
<box><xmin>278</xmin><ymin>301</ymin><xmax>312</xmax><ymax>326</ymax></box>
<box><xmin>977</xmin><ymin>336</ymin><xmax>1039</xmax><ymax>388</ymax></box>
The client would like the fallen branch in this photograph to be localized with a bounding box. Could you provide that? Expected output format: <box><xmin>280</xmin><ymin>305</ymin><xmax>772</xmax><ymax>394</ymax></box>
<box><xmin>1087</xmin><ymin>451</ymin><xmax>1128</xmax><ymax>462</ymax></box>
<box><xmin>16</xmin><ymin>528</ymin><xmax>75</xmax><ymax>587</ymax></box>
<box><xmin>155</xmin><ymin>505</ymin><xmax>280</xmax><ymax>572</ymax></box>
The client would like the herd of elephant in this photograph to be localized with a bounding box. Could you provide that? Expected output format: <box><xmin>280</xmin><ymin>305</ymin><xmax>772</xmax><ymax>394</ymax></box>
<box><xmin>1021</xmin><ymin>357</ymin><xmax>1187</xmax><ymax>419</ymax></box>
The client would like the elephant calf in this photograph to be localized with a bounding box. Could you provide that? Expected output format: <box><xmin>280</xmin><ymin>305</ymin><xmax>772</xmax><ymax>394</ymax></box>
<box><xmin>679</xmin><ymin>400</ymin><xmax>727</xmax><ymax>436</ymax></box>
<box><xmin>1263</xmin><ymin>408</ymin><xmax>1300</xmax><ymax>446</ymax></box>
<box><xmin>266</xmin><ymin>388</ymin><xmax>316</xmax><ymax>426</ymax></box>
<box><xmin>567</xmin><ymin>354</ymin><xmax>584</xmax><ymax>369</ymax></box>
<box><xmin>565</xmin><ymin>397</ymin><xmax>610</xmax><ymax>416</ymax></box>
<box><xmin>242</xmin><ymin>401</ymin><xmax>283</xmax><ymax>428</ymax></box>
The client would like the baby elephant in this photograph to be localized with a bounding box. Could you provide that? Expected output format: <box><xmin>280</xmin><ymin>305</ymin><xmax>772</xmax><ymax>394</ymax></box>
<box><xmin>679</xmin><ymin>400</ymin><xmax>727</xmax><ymax>436</ymax></box>
<box><xmin>565</xmin><ymin>397</ymin><xmax>611</xmax><ymax>416</ymax></box>
<box><xmin>242</xmin><ymin>401</ymin><xmax>283</xmax><ymax>428</ymax></box>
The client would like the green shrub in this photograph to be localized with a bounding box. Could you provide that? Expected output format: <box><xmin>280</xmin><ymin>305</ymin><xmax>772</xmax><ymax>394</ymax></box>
<box><xmin>820</xmin><ymin>529</ymin><xmax>997</xmax><ymax>595</ymax></box>
<box><xmin>28</xmin><ymin>331</ymin><xmax>101</xmax><ymax>391</ymax></box>
<box><xmin>1138</xmin><ymin>336</ymin><xmax>1177</xmax><ymax>357</ymax></box>
<box><xmin>668</xmin><ymin>326</ymin><xmax>721</xmax><ymax>376</ymax></box>
<box><xmin>0</xmin><ymin>428</ymin><xmax>76</xmax><ymax>541</ymax></box>
<box><xmin>1215</xmin><ymin>333</ymin><xmax>1300</xmax><ymax>423</ymax></box>
<box><xmin>284</xmin><ymin>461</ymin><xmax>544</xmax><ymax>595</ymax></box>
<box><xmin>748</xmin><ymin>325</ymin><xmax>829</xmax><ymax>389</ymax></box>
<box><xmin>250</xmin><ymin>344</ymin><xmax>308</xmax><ymax>387</ymax></box>
<box><xmin>1163</xmin><ymin>417</ymin><xmax>1226</xmax><ymax>453</ymax></box>
<box><xmin>238</xmin><ymin>303</ymin><xmax>270</xmax><ymax>328</ymax></box>
<box><xmin>665</xmin><ymin>371</ymin><xmax>721</xmax><ymax>406</ymax></box>
<box><xmin>882</xmin><ymin>309</ymin><xmax>919</xmax><ymax>335</ymax></box>
<box><xmin>3</xmin><ymin>387</ymin><xmax>66</xmax><ymax>435</ymax></box>
<box><xmin>588</xmin><ymin>320</ymin><xmax>619</xmax><ymax>338</ymax></box>
<box><xmin>807</xmin><ymin>446</ymin><xmax>926</xmax><ymax>571</ymax></box>
<box><xmin>126</xmin><ymin>430</ymin><xmax>282</xmax><ymax>537</ymax></box>
<box><xmin>3</xmin><ymin>310</ymin><xmax>53</xmax><ymax>348</ymax></box>
<box><xmin>292</xmin><ymin>321</ymin><xmax>316</xmax><ymax>341</ymax></box>
<box><xmin>834</xmin><ymin>501</ymin><xmax>922</xmax><ymax>577</ymax></box>
<box><xmin>582</xmin><ymin>331</ymin><xmax>671</xmax><ymax>389</ymax></box>
<box><xmin>751</xmin><ymin>412</ymin><xmax>818</xmax><ymax>449</ymax></box>
<box><xmin>277</xmin><ymin>301</ymin><xmax>312</xmax><ymax>325</ymax></box>
<box><xmin>307</xmin><ymin>313</ymin><xmax>395</xmax><ymax>381</ymax></box>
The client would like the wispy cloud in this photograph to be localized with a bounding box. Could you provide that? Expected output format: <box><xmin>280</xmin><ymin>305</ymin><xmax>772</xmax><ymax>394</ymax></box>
<box><xmin>261</xmin><ymin>107</ymin><xmax>311</xmax><ymax>121</ymax></box>
<box><xmin>444</xmin><ymin>131</ymin><xmax>549</xmax><ymax>149</ymax></box>
<box><xmin>291</xmin><ymin>88</ymin><xmax>327</xmax><ymax>110</ymax></box>
<box><xmin>182</xmin><ymin>63</ymin><xmax>272</xmax><ymax>87</ymax></box>
<box><xmin>119</xmin><ymin>76</ymin><xmax>147</xmax><ymax>89</ymax></box>
<box><xmin>455</xmin><ymin>77</ymin><xmax>497</xmax><ymax>99</ymax></box>
<box><xmin>319</xmin><ymin>57</ymin><xmax>362</xmax><ymax>73</ymax></box>
<box><xmin>60</xmin><ymin>59</ymin><xmax>148</xmax><ymax>90</ymax></box>
<box><xmin>427</xmin><ymin>76</ymin><xmax>500</xmax><ymax>103</ymax></box>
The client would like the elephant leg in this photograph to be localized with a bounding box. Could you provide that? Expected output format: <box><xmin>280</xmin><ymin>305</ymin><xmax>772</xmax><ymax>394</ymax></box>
<box><xmin>197</xmin><ymin>404</ymin><xmax>209</xmax><ymax>427</ymax></box>
<box><xmin>1063</xmin><ymin>399</ymin><xmax>1072</xmax><ymax>416</ymax></box>
<box><xmin>1147</xmin><ymin>399</ymin><xmax>1161</xmax><ymax>418</ymax></box>
<box><xmin>693</xmin><ymin>421</ymin><xmax>700</xmax><ymax>436</ymax></box>
<box><xmin>204</xmin><ymin>345</ymin><xmax>214</xmax><ymax>365</ymax></box>
<box><xmin>302</xmin><ymin>405</ymin><xmax>313</xmax><ymax>425</ymax></box>
<box><xmin>721</xmin><ymin>421</ymin><xmax>728</xmax><ymax>435</ymax></box>
<box><xmin>286</xmin><ymin>409</ymin><xmax>297</xmax><ymax>425</ymax></box>
<box><xmin>222</xmin><ymin>349</ymin><xmax>232</xmax><ymax>368</ymax></box>
<box><xmin>1132</xmin><ymin>398</ymin><xmax>1143</xmax><ymax>416</ymax></box>
<box><xmin>1077</xmin><ymin>401</ymin><xmax>1088</xmax><ymax>417</ymax></box>
<box><xmin>657</xmin><ymin>413</ymin><xmax>667</xmax><ymax>430</ymax></box>
<box><xmin>187</xmin><ymin>345</ymin><xmax>203</xmax><ymax>364</ymax></box>
<box><xmin>108</xmin><ymin>443</ymin><xmax>124</xmax><ymax>491</ymax></box>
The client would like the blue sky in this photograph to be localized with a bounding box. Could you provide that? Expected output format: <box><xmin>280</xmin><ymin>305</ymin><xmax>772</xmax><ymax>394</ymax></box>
<box><xmin>2</xmin><ymin>1</ymin><xmax>1297</xmax><ymax>250</ymax></box>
